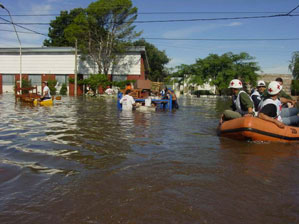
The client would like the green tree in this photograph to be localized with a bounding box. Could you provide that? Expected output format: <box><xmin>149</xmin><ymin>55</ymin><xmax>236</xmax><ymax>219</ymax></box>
<box><xmin>289</xmin><ymin>51</ymin><xmax>299</xmax><ymax>79</ymax></box>
<box><xmin>133</xmin><ymin>39</ymin><xmax>170</xmax><ymax>81</ymax></box>
<box><xmin>83</xmin><ymin>74</ymin><xmax>110</xmax><ymax>93</ymax></box>
<box><xmin>43</xmin><ymin>8</ymin><xmax>85</xmax><ymax>47</ymax></box>
<box><xmin>64</xmin><ymin>0</ymin><xmax>141</xmax><ymax>75</ymax></box>
<box><xmin>172</xmin><ymin>52</ymin><xmax>260</xmax><ymax>94</ymax></box>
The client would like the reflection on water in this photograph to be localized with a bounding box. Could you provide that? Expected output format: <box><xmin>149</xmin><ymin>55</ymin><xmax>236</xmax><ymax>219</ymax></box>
<box><xmin>0</xmin><ymin>94</ymin><xmax>298</xmax><ymax>224</ymax></box>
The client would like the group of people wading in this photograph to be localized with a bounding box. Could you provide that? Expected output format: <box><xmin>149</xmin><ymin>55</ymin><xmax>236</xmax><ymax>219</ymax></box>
<box><xmin>119</xmin><ymin>86</ymin><xmax>179</xmax><ymax>111</ymax></box>
<box><xmin>220</xmin><ymin>77</ymin><xmax>299</xmax><ymax>128</ymax></box>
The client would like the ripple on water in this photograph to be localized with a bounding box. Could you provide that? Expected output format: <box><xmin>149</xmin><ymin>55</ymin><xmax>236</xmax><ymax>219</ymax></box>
<box><xmin>0</xmin><ymin>94</ymin><xmax>298</xmax><ymax>224</ymax></box>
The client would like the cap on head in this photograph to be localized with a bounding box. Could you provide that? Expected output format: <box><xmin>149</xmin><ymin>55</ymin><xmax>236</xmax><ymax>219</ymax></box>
<box><xmin>275</xmin><ymin>77</ymin><xmax>283</xmax><ymax>84</ymax></box>
<box><xmin>228</xmin><ymin>79</ymin><xmax>243</xmax><ymax>89</ymax></box>
<box><xmin>257</xmin><ymin>80</ymin><xmax>266</xmax><ymax>87</ymax></box>
<box><xmin>267</xmin><ymin>81</ymin><xmax>282</xmax><ymax>95</ymax></box>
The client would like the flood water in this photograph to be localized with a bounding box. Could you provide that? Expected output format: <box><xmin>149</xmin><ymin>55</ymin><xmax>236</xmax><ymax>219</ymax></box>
<box><xmin>0</xmin><ymin>94</ymin><xmax>298</xmax><ymax>224</ymax></box>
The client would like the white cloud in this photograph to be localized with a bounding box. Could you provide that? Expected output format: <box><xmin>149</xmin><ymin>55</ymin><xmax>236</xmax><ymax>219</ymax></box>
<box><xmin>226</xmin><ymin>22</ymin><xmax>242</xmax><ymax>27</ymax></box>
<box><xmin>162</xmin><ymin>24</ymin><xmax>219</xmax><ymax>39</ymax></box>
<box><xmin>162</xmin><ymin>22</ymin><xmax>243</xmax><ymax>39</ymax></box>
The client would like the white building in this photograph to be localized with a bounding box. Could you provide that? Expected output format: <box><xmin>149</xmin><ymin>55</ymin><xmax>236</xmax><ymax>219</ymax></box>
<box><xmin>0</xmin><ymin>46</ymin><xmax>149</xmax><ymax>95</ymax></box>
<box><xmin>170</xmin><ymin>75</ymin><xmax>216</xmax><ymax>96</ymax></box>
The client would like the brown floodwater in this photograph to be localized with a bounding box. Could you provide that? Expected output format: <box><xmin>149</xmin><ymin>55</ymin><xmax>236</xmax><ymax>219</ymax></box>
<box><xmin>0</xmin><ymin>94</ymin><xmax>298</xmax><ymax>224</ymax></box>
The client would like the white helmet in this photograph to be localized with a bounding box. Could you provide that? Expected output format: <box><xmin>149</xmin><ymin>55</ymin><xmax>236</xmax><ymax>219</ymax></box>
<box><xmin>257</xmin><ymin>80</ymin><xmax>266</xmax><ymax>87</ymax></box>
<box><xmin>228</xmin><ymin>79</ymin><xmax>243</xmax><ymax>89</ymax></box>
<box><xmin>267</xmin><ymin>81</ymin><xmax>282</xmax><ymax>95</ymax></box>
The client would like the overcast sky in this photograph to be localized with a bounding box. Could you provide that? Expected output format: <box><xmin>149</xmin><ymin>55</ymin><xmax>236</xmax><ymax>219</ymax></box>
<box><xmin>0</xmin><ymin>0</ymin><xmax>298</xmax><ymax>74</ymax></box>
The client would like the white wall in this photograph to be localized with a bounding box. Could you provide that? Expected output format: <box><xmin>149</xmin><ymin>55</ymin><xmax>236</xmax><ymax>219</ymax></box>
<box><xmin>79</xmin><ymin>52</ymin><xmax>141</xmax><ymax>75</ymax></box>
<box><xmin>0</xmin><ymin>54</ymin><xmax>75</xmax><ymax>74</ymax></box>
<box><xmin>0</xmin><ymin>52</ymin><xmax>141</xmax><ymax>75</ymax></box>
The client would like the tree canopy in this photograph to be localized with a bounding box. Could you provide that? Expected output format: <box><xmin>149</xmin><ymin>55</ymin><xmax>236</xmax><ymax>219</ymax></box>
<box><xmin>172</xmin><ymin>52</ymin><xmax>260</xmax><ymax>94</ymax></box>
<box><xmin>44</xmin><ymin>0</ymin><xmax>141</xmax><ymax>76</ymax></box>
<box><xmin>64</xmin><ymin>0</ymin><xmax>141</xmax><ymax>75</ymax></box>
<box><xmin>133</xmin><ymin>39</ymin><xmax>170</xmax><ymax>82</ymax></box>
<box><xmin>289</xmin><ymin>51</ymin><xmax>299</xmax><ymax>80</ymax></box>
<box><xmin>43</xmin><ymin>8</ymin><xmax>84</xmax><ymax>47</ymax></box>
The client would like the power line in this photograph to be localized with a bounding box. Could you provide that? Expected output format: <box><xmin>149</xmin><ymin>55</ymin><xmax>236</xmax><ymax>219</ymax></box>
<box><xmin>0</xmin><ymin>22</ymin><xmax>49</xmax><ymax>25</ymax></box>
<box><xmin>141</xmin><ymin>37</ymin><xmax>299</xmax><ymax>41</ymax></box>
<box><xmin>0</xmin><ymin>12</ymin><xmax>298</xmax><ymax>25</ymax></box>
<box><xmin>1</xmin><ymin>12</ymin><xmax>299</xmax><ymax>16</ymax></box>
<box><xmin>0</xmin><ymin>16</ymin><xmax>48</xmax><ymax>36</ymax></box>
<box><xmin>0</xmin><ymin>29</ymin><xmax>41</xmax><ymax>34</ymax></box>
<box><xmin>287</xmin><ymin>4</ymin><xmax>299</xmax><ymax>15</ymax></box>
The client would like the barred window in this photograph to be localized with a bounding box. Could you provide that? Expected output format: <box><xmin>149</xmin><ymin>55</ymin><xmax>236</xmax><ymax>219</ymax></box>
<box><xmin>55</xmin><ymin>75</ymin><xmax>67</xmax><ymax>85</ymax></box>
<box><xmin>2</xmin><ymin>74</ymin><xmax>15</xmax><ymax>85</ymax></box>
<box><xmin>28</xmin><ymin>75</ymin><xmax>41</xmax><ymax>86</ymax></box>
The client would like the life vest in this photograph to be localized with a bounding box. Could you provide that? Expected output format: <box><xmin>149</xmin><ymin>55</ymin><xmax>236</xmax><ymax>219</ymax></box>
<box><xmin>234</xmin><ymin>90</ymin><xmax>254</xmax><ymax>115</ymax></box>
<box><xmin>250</xmin><ymin>89</ymin><xmax>261</xmax><ymax>100</ymax></box>
<box><xmin>259</xmin><ymin>98</ymin><xmax>282</xmax><ymax>122</ymax></box>
<box><xmin>250</xmin><ymin>89</ymin><xmax>263</xmax><ymax>112</ymax></box>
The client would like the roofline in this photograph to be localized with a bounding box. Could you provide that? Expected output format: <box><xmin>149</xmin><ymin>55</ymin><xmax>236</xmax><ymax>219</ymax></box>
<box><xmin>0</xmin><ymin>46</ymin><xmax>146</xmax><ymax>54</ymax></box>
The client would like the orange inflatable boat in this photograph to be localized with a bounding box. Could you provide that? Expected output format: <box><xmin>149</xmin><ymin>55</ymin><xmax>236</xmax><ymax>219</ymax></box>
<box><xmin>219</xmin><ymin>117</ymin><xmax>299</xmax><ymax>142</ymax></box>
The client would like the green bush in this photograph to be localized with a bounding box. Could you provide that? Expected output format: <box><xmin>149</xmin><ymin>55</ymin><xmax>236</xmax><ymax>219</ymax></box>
<box><xmin>83</xmin><ymin>74</ymin><xmax>110</xmax><ymax>92</ymax></box>
<box><xmin>47</xmin><ymin>80</ymin><xmax>57</xmax><ymax>95</ymax></box>
<box><xmin>22</xmin><ymin>79</ymin><xmax>32</xmax><ymax>94</ymax></box>
<box><xmin>192</xmin><ymin>90</ymin><xmax>213</xmax><ymax>96</ymax></box>
<box><xmin>291</xmin><ymin>80</ymin><xmax>299</xmax><ymax>96</ymax></box>
<box><xmin>14</xmin><ymin>79</ymin><xmax>32</xmax><ymax>94</ymax></box>
<box><xmin>59</xmin><ymin>83</ymin><xmax>67</xmax><ymax>95</ymax></box>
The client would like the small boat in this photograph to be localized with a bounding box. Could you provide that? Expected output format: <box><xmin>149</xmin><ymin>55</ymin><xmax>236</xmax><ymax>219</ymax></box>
<box><xmin>33</xmin><ymin>99</ymin><xmax>53</xmax><ymax>106</ymax></box>
<box><xmin>218</xmin><ymin>117</ymin><xmax>299</xmax><ymax>142</ymax></box>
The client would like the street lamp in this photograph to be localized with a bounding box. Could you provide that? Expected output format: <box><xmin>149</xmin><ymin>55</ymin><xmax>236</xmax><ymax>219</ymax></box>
<box><xmin>0</xmin><ymin>3</ymin><xmax>22</xmax><ymax>90</ymax></box>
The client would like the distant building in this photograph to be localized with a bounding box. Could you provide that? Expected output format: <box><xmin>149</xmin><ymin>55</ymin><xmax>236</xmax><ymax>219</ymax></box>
<box><xmin>0</xmin><ymin>46</ymin><xmax>149</xmax><ymax>95</ymax></box>
<box><xmin>171</xmin><ymin>73</ymin><xmax>293</xmax><ymax>96</ymax></box>
<box><xmin>258</xmin><ymin>73</ymin><xmax>292</xmax><ymax>95</ymax></box>
<box><xmin>170</xmin><ymin>75</ymin><xmax>216</xmax><ymax>95</ymax></box>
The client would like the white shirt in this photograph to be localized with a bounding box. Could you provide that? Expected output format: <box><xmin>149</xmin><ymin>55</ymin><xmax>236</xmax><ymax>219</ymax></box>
<box><xmin>105</xmin><ymin>88</ymin><xmax>114</xmax><ymax>95</ymax></box>
<box><xmin>120</xmin><ymin>94</ymin><xmax>135</xmax><ymax>110</ymax></box>
<box><xmin>43</xmin><ymin>86</ymin><xmax>51</xmax><ymax>98</ymax></box>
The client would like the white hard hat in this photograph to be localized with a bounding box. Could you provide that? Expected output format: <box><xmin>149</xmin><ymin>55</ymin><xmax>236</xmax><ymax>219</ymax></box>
<box><xmin>228</xmin><ymin>79</ymin><xmax>243</xmax><ymax>89</ymax></box>
<box><xmin>257</xmin><ymin>80</ymin><xmax>266</xmax><ymax>87</ymax></box>
<box><xmin>267</xmin><ymin>81</ymin><xmax>282</xmax><ymax>95</ymax></box>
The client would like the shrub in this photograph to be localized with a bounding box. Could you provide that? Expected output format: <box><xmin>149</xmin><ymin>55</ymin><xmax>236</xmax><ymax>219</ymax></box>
<box><xmin>59</xmin><ymin>83</ymin><xmax>67</xmax><ymax>95</ymax></box>
<box><xmin>47</xmin><ymin>79</ymin><xmax>57</xmax><ymax>95</ymax></box>
<box><xmin>192</xmin><ymin>90</ymin><xmax>213</xmax><ymax>96</ymax></box>
<box><xmin>291</xmin><ymin>80</ymin><xmax>299</xmax><ymax>96</ymax></box>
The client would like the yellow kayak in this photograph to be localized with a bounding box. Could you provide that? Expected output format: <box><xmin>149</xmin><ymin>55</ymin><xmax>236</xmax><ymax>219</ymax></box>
<box><xmin>33</xmin><ymin>99</ymin><xmax>53</xmax><ymax>106</ymax></box>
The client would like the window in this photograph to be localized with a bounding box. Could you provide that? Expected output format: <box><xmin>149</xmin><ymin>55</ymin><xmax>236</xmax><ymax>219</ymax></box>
<box><xmin>29</xmin><ymin>75</ymin><xmax>41</xmax><ymax>86</ymax></box>
<box><xmin>2</xmin><ymin>74</ymin><xmax>15</xmax><ymax>85</ymax></box>
<box><xmin>55</xmin><ymin>75</ymin><xmax>67</xmax><ymax>85</ymax></box>
<box><xmin>112</xmin><ymin>75</ymin><xmax>127</xmax><ymax>82</ymax></box>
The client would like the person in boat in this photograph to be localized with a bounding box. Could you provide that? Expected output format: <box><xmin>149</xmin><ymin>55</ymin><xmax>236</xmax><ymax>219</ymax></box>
<box><xmin>262</xmin><ymin>78</ymin><xmax>299</xmax><ymax>125</ymax></box>
<box><xmin>262</xmin><ymin>77</ymin><xmax>297</xmax><ymax>107</ymax></box>
<box><xmin>120</xmin><ymin>89</ymin><xmax>136</xmax><ymax>111</ymax></box>
<box><xmin>259</xmin><ymin>81</ymin><xmax>299</xmax><ymax>127</ymax></box>
<box><xmin>220</xmin><ymin>79</ymin><xmax>254</xmax><ymax>124</ymax></box>
<box><xmin>250</xmin><ymin>80</ymin><xmax>266</xmax><ymax>111</ymax></box>
<box><xmin>40</xmin><ymin>81</ymin><xmax>51</xmax><ymax>101</ymax></box>
<box><xmin>275</xmin><ymin>77</ymin><xmax>296</xmax><ymax>106</ymax></box>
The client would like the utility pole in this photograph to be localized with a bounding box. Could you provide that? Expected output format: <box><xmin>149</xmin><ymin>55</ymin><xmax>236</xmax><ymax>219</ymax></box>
<box><xmin>0</xmin><ymin>3</ymin><xmax>22</xmax><ymax>92</ymax></box>
<box><xmin>74</xmin><ymin>39</ymin><xmax>78</xmax><ymax>96</ymax></box>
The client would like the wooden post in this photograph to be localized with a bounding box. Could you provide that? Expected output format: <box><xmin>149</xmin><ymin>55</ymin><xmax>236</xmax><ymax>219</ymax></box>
<box><xmin>74</xmin><ymin>39</ymin><xmax>78</xmax><ymax>97</ymax></box>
